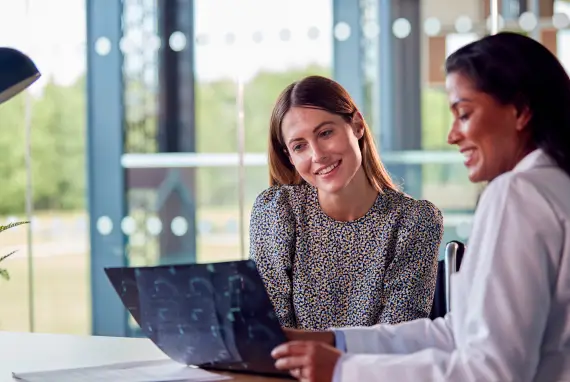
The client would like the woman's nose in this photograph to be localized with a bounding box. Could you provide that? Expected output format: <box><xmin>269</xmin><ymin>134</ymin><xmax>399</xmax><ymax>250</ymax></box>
<box><xmin>447</xmin><ymin>122</ymin><xmax>461</xmax><ymax>145</ymax></box>
<box><xmin>311</xmin><ymin>144</ymin><xmax>327</xmax><ymax>163</ymax></box>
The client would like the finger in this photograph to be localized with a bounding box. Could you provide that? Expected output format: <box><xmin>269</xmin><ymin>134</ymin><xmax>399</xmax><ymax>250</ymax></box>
<box><xmin>272</xmin><ymin>341</ymin><xmax>311</xmax><ymax>358</ymax></box>
<box><xmin>274</xmin><ymin>355</ymin><xmax>308</xmax><ymax>370</ymax></box>
<box><xmin>299</xmin><ymin>366</ymin><xmax>312</xmax><ymax>380</ymax></box>
<box><xmin>290</xmin><ymin>367</ymin><xmax>301</xmax><ymax>379</ymax></box>
<box><xmin>292</xmin><ymin>367</ymin><xmax>312</xmax><ymax>381</ymax></box>
<box><xmin>299</xmin><ymin>367</ymin><xmax>314</xmax><ymax>382</ymax></box>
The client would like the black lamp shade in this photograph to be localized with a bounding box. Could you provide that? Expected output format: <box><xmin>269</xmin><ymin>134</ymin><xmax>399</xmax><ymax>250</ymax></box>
<box><xmin>0</xmin><ymin>47</ymin><xmax>41</xmax><ymax>105</ymax></box>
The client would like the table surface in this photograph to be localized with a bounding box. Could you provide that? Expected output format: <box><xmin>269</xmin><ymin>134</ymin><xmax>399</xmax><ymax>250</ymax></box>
<box><xmin>0</xmin><ymin>331</ymin><xmax>289</xmax><ymax>382</ymax></box>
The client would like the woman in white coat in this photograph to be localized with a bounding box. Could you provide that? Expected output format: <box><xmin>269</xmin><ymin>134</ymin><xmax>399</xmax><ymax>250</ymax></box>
<box><xmin>271</xmin><ymin>32</ymin><xmax>570</xmax><ymax>382</ymax></box>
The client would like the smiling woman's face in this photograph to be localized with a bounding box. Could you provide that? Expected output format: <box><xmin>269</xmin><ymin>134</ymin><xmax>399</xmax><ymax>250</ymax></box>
<box><xmin>281</xmin><ymin>106</ymin><xmax>364</xmax><ymax>194</ymax></box>
<box><xmin>446</xmin><ymin>72</ymin><xmax>532</xmax><ymax>182</ymax></box>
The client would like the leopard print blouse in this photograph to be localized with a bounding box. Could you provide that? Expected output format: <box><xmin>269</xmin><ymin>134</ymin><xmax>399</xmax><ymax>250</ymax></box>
<box><xmin>249</xmin><ymin>182</ymin><xmax>443</xmax><ymax>330</ymax></box>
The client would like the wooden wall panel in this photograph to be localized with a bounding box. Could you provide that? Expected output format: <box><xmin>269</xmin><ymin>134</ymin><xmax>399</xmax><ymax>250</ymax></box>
<box><xmin>427</xmin><ymin>36</ymin><xmax>447</xmax><ymax>86</ymax></box>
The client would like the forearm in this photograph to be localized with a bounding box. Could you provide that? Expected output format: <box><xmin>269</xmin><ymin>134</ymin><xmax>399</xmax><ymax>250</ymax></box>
<box><xmin>338</xmin><ymin>315</ymin><xmax>454</xmax><ymax>355</ymax></box>
<box><xmin>286</xmin><ymin>315</ymin><xmax>453</xmax><ymax>355</ymax></box>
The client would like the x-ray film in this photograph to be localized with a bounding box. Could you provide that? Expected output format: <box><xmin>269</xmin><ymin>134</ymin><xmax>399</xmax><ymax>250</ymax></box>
<box><xmin>105</xmin><ymin>260</ymin><xmax>289</xmax><ymax>377</ymax></box>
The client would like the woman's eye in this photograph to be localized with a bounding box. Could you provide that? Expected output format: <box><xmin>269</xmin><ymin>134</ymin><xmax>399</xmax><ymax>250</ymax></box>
<box><xmin>320</xmin><ymin>130</ymin><xmax>332</xmax><ymax>137</ymax></box>
<box><xmin>292</xmin><ymin>144</ymin><xmax>304</xmax><ymax>152</ymax></box>
<box><xmin>459</xmin><ymin>113</ymin><xmax>470</xmax><ymax>121</ymax></box>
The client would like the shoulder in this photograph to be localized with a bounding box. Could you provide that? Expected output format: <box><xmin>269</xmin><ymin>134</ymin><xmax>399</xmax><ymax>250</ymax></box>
<box><xmin>382</xmin><ymin>191</ymin><xmax>443</xmax><ymax>263</ymax></box>
<box><xmin>250</xmin><ymin>185</ymin><xmax>304</xmax><ymax>247</ymax></box>
<box><xmin>250</xmin><ymin>183</ymin><xmax>310</xmax><ymax>227</ymax></box>
<box><xmin>468</xmin><ymin>165</ymin><xmax>568</xmax><ymax>277</ymax></box>
<box><xmin>478</xmin><ymin>167</ymin><xmax>568</xmax><ymax>226</ymax></box>
<box><xmin>470</xmin><ymin>165</ymin><xmax>570</xmax><ymax>268</ymax></box>
<box><xmin>385</xmin><ymin>190</ymin><xmax>443</xmax><ymax>231</ymax></box>
<box><xmin>252</xmin><ymin>183</ymin><xmax>309</xmax><ymax>212</ymax></box>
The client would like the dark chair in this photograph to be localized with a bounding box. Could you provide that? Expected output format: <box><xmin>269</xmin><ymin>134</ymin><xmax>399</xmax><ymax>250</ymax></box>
<box><xmin>429</xmin><ymin>241</ymin><xmax>465</xmax><ymax>320</ymax></box>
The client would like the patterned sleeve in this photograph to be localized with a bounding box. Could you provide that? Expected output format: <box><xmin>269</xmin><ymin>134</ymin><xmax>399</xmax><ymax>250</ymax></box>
<box><xmin>249</xmin><ymin>187</ymin><xmax>297</xmax><ymax>328</ymax></box>
<box><xmin>379</xmin><ymin>200</ymin><xmax>443</xmax><ymax>324</ymax></box>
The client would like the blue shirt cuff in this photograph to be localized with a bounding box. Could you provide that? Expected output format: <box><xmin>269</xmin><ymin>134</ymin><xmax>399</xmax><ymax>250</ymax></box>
<box><xmin>333</xmin><ymin>329</ymin><xmax>347</xmax><ymax>352</ymax></box>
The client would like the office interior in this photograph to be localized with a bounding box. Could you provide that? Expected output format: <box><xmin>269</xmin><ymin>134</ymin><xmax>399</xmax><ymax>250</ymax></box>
<box><xmin>0</xmin><ymin>0</ymin><xmax>566</xmax><ymax>338</ymax></box>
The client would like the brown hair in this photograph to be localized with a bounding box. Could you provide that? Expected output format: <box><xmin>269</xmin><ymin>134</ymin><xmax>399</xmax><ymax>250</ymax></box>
<box><xmin>268</xmin><ymin>75</ymin><xmax>397</xmax><ymax>193</ymax></box>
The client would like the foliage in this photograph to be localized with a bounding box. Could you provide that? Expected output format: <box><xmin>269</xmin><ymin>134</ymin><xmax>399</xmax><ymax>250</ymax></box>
<box><xmin>0</xmin><ymin>76</ymin><xmax>85</xmax><ymax>214</ymax></box>
<box><xmin>0</xmin><ymin>66</ymin><xmax>453</xmax><ymax>214</ymax></box>
<box><xmin>0</xmin><ymin>221</ymin><xmax>28</xmax><ymax>280</ymax></box>
<box><xmin>422</xmin><ymin>87</ymin><xmax>454</xmax><ymax>150</ymax></box>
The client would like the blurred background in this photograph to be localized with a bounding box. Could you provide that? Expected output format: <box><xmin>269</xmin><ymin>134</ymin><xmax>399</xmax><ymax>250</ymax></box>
<box><xmin>0</xmin><ymin>0</ymin><xmax>568</xmax><ymax>337</ymax></box>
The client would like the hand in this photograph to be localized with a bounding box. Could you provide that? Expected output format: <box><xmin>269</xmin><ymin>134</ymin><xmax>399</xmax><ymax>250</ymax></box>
<box><xmin>271</xmin><ymin>340</ymin><xmax>342</xmax><ymax>382</ymax></box>
<box><xmin>283</xmin><ymin>327</ymin><xmax>336</xmax><ymax>345</ymax></box>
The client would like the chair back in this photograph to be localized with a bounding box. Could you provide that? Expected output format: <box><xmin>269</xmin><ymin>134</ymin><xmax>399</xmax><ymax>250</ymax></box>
<box><xmin>429</xmin><ymin>240</ymin><xmax>465</xmax><ymax>319</ymax></box>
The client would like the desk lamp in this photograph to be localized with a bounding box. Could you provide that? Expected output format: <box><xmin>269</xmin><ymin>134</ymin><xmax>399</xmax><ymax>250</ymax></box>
<box><xmin>0</xmin><ymin>47</ymin><xmax>41</xmax><ymax>105</ymax></box>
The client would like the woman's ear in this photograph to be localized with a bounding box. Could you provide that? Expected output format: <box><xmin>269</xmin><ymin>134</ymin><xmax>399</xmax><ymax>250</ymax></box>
<box><xmin>515</xmin><ymin>105</ymin><xmax>532</xmax><ymax>132</ymax></box>
<box><xmin>352</xmin><ymin>111</ymin><xmax>365</xmax><ymax>139</ymax></box>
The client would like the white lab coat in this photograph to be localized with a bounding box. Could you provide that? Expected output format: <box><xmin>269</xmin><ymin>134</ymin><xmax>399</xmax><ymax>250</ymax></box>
<box><xmin>333</xmin><ymin>149</ymin><xmax>570</xmax><ymax>382</ymax></box>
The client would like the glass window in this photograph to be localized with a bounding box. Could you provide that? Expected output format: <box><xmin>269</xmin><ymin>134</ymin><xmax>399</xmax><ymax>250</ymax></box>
<box><xmin>0</xmin><ymin>0</ymin><xmax>90</xmax><ymax>334</ymax></box>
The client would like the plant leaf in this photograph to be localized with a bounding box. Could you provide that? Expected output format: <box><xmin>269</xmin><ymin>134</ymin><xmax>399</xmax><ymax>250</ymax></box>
<box><xmin>0</xmin><ymin>250</ymin><xmax>17</xmax><ymax>263</ymax></box>
<box><xmin>0</xmin><ymin>222</ymin><xmax>27</xmax><ymax>282</ymax></box>
<box><xmin>0</xmin><ymin>221</ymin><xmax>29</xmax><ymax>234</ymax></box>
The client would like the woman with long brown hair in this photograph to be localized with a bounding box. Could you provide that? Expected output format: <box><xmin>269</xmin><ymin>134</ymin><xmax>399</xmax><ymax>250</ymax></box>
<box><xmin>249</xmin><ymin>75</ymin><xmax>443</xmax><ymax>331</ymax></box>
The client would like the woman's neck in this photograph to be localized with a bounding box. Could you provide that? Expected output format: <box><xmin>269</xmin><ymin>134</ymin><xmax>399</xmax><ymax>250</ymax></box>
<box><xmin>317</xmin><ymin>168</ymin><xmax>379</xmax><ymax>222</ymax></box>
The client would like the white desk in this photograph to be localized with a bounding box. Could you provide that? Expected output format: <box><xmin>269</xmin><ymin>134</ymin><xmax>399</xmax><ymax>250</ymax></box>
<box><xmin>0</xmin><ymin>331</ymin><xmax>287</xmax><ymax>382</ymax></box>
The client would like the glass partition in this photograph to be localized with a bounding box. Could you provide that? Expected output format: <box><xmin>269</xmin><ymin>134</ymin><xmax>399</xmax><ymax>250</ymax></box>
<box><xmin>2</xmin><ymin>0</ymin><xmax>570</xmax><ymax>336</ymax></box>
